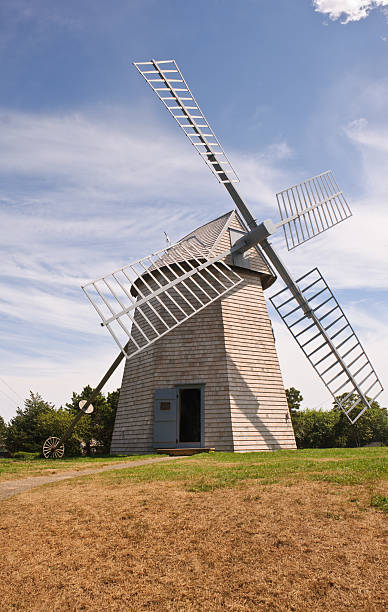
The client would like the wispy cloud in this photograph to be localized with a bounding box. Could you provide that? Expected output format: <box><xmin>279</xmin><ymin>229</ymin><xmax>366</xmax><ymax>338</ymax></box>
<box><xmin>272</xmin><ymin>298</ymin><xmax>387</xmax><ymax>410</ymax></box>
<box><xmin>269</xmin><ymin>87</ymin><xmax>388</xmax><ymax>410</ymax></box>
<box><xmin>345</xmin><ymin>116</ymin><xmax>388</xmax><ymax>152</ymax></box>
<box><xmin>0</xmin><ymin>107</ymin><xmax>295</xmax><ymax>420</ymax></box>
<box><xmin>313</xmin><ymin>0</ymin><xmax>388</xmax><ymax>23</ymax></box>
<box><xmin>0</xmin><ymin>104</ymin><xmax>386</xmax><ymax>421</ymax></box>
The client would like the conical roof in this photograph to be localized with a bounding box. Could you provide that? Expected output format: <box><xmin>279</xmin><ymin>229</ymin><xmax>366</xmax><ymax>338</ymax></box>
<box><xmin>176</xmin><ymin>209</ymin><xmax>276</xmax><ymax>289</ymax></box>
<box><xmin>178</xmin><ymin>211</ymin><xmax>234</xmax><ymax>252</ymax></box>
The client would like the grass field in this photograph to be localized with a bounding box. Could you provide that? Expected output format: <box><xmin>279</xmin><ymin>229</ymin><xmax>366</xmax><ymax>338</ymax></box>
<box><xmin>1</xmin><ymin>447</ymin><xmax>387</xmax><ymax>611</ymax></box>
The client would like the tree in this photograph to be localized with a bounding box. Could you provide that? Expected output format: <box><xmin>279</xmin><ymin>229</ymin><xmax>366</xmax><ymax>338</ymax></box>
<box><xmin>286</xmin><ymin>387</ymin><xmax>303</xmax><ymax>413</ymax></box>
<box><xmin>37</xmin><ymin>408</ymin><xmax>81</xmax><ymax>456</ymax></box>
<box><xmin>0</xmin><ymin>415</ymin><xmax>7</xmax><ymax>449</ymax></box>
<box><xmin>333</xmin><ymin>394</ymin><xmax>388</xmax><ymax>447</ymax></box>
<box><xmin>5</xmin><ymin>392</ymin><xmax>55</xmax><ymax>453</ymax></box>
<box><xmin>3</xmin><ymin>387</ymin><xmax>120</xmax><ymax>456</ymax></box>
<box><xmin>66</xmin><ymin>386</ymin><xmax>119</xmax><ymax>455</ymax></box>
<box><xmin>291</xmin><ymin>409</ymin><xmax>339</xmax><ymax>449</ymax></box>
<box><xmin>105</xmin><ymin>388</ymin><xmax>120</xmax><ymax>450</ymax></box>
<box><xmin>290</xmin><ymin>394</ymin><xmax>388</xmax><ymax>449</ymax></box>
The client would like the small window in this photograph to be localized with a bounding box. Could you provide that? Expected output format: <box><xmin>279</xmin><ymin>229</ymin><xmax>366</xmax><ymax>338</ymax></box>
<box><xmin>160</xmin><ymin>401</ymin><xmax>171</xmax><ymax>411</ymax></box>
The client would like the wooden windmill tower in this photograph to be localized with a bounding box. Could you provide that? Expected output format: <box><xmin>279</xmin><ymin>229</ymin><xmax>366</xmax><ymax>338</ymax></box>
<box><xmin>42</xmin><ymin>59</ymin><xmax>383</xmax><ymax>458</ymax></box>
<box><xmin>110</xmin><ymin>209</ymin><xmax>296</xmax><ymax>453</ymax></box>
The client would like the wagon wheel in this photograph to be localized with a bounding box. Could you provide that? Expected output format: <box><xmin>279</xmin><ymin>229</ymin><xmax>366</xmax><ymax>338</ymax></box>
<box><xmin>42</xmin><ymin>437</ymin><xmax>65</xmax><ymax>459</ymax></box>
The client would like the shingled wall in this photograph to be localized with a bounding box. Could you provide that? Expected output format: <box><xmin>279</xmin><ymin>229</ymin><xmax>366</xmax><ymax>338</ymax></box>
<box><xmin>110</xmin><ymin>265</ymin><xmax>296</xmax><ymax>454</ymax></box>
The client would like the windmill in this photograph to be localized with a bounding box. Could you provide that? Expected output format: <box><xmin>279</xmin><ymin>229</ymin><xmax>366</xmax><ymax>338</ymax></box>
<box><xmin>43</xmin><ymin>59</ymin><xmax>383</xmax><ymax>457</ymax></box>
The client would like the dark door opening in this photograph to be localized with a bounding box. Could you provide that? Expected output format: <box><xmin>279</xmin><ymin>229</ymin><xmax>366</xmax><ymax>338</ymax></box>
<box><xmin>179</xmin><ymin>388</ymin><xmax>201</xmax><ymax>445</ymax></box>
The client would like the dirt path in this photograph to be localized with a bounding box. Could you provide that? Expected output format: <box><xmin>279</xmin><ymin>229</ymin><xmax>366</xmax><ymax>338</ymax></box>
<box><xmin>0</xmin><ymin>456</ymin><xmax>185</xmax><ymax>501</ymax></box>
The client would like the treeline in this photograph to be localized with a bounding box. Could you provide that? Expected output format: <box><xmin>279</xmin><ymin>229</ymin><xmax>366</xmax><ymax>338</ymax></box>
<box><xmin>287</xmin><ymin>388</ymin><xmax>388</xmax><ymax>448</ymax></box>
<box><xmin>0</xmin><ymin>387</ymin><xmax>387</xmax><ymax>456</ymax></box>
<box><xmin>0</xmin><ymin>387</ymin><xmax>119</xmax><ymax>456</ymax></box>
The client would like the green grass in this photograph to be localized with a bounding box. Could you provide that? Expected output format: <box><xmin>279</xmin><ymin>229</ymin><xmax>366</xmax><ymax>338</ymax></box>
<box><xmin>0</xmin><ymin>454</ymin><xmax>160</xmax><ymax>481</ymax></box>
<box><xmin>370</xmin><ymin>494</ymin><xmax>388</xmax><ymax>513</ymax></box>
<box><xmin>2</xmin><ymin>448</ymin><xmax>386</xmax><ymax>491</ymax></box>
<box><xmin>92</xmin><ymin>447</ymin><xmax>388</xmax><ymax>492</ymax></box>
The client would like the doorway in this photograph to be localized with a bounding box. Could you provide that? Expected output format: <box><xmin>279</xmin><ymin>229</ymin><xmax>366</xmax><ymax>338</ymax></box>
<box><xmin>178</xmin><ymin>387</ymin><xmax>202</xmax><ymax>447</ymax></box>
<box><xmin>153</xmin><ymin>386</ymin><xmax>204</xmax><ymax>448</ymax></box>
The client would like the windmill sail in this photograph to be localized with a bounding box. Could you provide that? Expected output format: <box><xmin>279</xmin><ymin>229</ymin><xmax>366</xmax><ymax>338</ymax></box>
<box><xmin>83</xmin><ymin>236</ymin><xmax>242</xmax><ymax>359</ymax></box>
<box><xmin>133</xmin><ymin>59</ymin><xmax>382</xmax><ymax>424</ymax></box>
<box><xmin>133</xmin><ymin>59</ymin><xmax>239</xmax><ymax>185</ymax></box>
<box><xmin>270</xmin><ymin>268</ymin><xmax>383</xmax><ymax>423</ymax></box>
<box><xmin>276</xmin><ymin>171</ymin><xmax>352</xmax><ymax>251</ymax></box>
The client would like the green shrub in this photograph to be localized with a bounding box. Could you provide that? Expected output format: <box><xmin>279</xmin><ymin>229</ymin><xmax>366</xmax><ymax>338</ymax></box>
<box><xmin>291</xmin><ymin>400</ymin><xmax>388</xmax><ymax>449</ymax></box>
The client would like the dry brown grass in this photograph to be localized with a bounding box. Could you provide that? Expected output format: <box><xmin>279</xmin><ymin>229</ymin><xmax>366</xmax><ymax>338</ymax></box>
<box><xmin>1</xmin><ymin>476</ymin><xmax>387</xmax><ymax>611</ymax></box>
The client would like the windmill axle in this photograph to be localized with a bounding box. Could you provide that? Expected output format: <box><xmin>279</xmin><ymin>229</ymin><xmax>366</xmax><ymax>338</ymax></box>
<box><xmin>232</xmin><ymin>219</ymin><xmax>277</xmax><ymax>254</ymax></box>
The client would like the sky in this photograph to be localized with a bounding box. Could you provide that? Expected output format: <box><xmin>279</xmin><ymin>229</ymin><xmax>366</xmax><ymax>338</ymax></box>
<box><xmin>0</xmin><ymin>0</ymin><xmax>387</xmax><ymax>422</ymax></box>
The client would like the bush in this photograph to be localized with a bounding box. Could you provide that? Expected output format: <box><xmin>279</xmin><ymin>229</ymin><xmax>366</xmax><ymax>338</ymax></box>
<box><xmin>291</xmin><ymin>402</ymin><xmax>388</xmax><ymax>449</ymax></box>
<box><xmin>291</xmin><ymin>409</ymin><xmax>340</xmax><ymax>448</ymax></box>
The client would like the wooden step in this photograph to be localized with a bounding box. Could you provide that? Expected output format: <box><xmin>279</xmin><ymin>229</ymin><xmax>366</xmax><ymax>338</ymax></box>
<box><xmin>156</xmin><ymin>448</ymin><xmax>215</xmax><ymax>456</ymax></box>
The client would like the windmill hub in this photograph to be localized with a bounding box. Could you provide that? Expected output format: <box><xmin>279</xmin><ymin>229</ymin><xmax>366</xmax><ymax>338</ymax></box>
<box><xmin>232</xmin><ymin>219</ymin><xmax>278</xmax><ymax>253</ymax></box>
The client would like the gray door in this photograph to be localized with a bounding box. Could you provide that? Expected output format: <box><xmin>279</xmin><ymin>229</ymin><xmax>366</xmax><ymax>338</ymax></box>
<box><xmin>153</xmin><ymin>388</ymin><xmax>178</xmax><ymax>448</ymax></box>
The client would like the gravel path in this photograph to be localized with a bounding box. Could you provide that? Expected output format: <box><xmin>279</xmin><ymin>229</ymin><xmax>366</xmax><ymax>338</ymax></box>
<box><xmin>0</xmin><ymin>456</ymin><xmax>185</xmax><ymax>501</ymax></box>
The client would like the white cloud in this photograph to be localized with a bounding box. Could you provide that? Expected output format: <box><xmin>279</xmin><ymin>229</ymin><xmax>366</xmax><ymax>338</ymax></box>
<box><xmin>0</xmin><ymin>107</ymin><xmax>295</xmax><ymax>421</ymax></box>
<box><xmin>313</xmin><ymin>0</ymin><xmax>388</xmax><ymax>23</ymax></box>
<box><xmin>0</xmin><ymin>105</ymin><xmax>386</xmax><ymax>423</ymax></box>
<box><xmin>273</xmin><ymin>201</ymin><xmax>388</xmax><ymax>291</ymax></box>
<box><xmin>0</xmin><ymin>110</ymin><xmax>205</xmax><ymax>199</ymax></box>
<box><xmin>0</xmin><ymin>282</ymin><xmax>100</xmax><ymax>334</ymax></box>
<box><xmin>0</xmin><ymin>109</ymin><xmax>292</xmax><ymax>218</ymax></box>
<box><xmin>272</xmin><ymin>298</ymin><xmax>387</xmax><ymax>411</ymax></box>
<box><xmin>345</xmin><ymin>117</ymin><xmax>388</xmax><ymax>153</ymax></box>
<box><xmin>0</xmin><ymin>349</ymin><xmax>125</xmax><ymax>421</ymax></box>
<box><xmin>269</xmin><ymin>96</ymin><xmax>388</xmax><ymax>412</ymax></box>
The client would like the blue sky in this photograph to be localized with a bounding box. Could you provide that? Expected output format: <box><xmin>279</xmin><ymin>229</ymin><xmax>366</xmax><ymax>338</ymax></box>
<box><xmin>0</xmin><ymin>0</ymin><xmax>387</xmax><ymax>421</ymax></box>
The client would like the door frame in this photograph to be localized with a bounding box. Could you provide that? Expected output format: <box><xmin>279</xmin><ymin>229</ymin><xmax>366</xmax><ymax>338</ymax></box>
<box><xmin>175</xmin><ymin>384</ymin><xmax>205</xmax><ymax>448</ymax></box>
